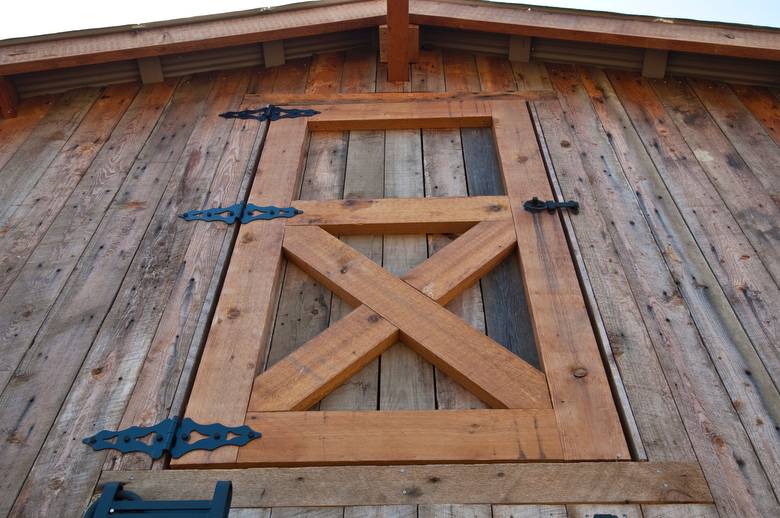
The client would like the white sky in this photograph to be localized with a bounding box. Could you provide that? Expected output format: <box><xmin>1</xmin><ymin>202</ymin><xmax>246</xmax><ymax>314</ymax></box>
<box><xmin>1</xmin><ymin>0</ymin><xmax>779</xmax><ymax>41</ymax></box>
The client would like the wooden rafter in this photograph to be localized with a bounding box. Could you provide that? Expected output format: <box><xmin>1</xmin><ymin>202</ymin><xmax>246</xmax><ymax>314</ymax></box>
<box><xmin>282</xmin><ymin>224</ymin><xmax>550</xmax><ymax>410</ymax></box>
<box><xmin>1</xmin><ymin>0</ymin><xmax>778</xmax><ymax>77</ymax></box>
<box><xmin>386</xmin><ymin>0</ymin><xmax>411</xmax><ymax>81</ymax></box>
<box><xmin>249</xmin><ymin>219</ymin><xmax>518</xmax><ymax>412</ymax></box>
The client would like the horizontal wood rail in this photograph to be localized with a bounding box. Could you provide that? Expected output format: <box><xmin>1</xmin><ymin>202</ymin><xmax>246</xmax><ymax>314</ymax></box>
<box><xmin>250</xmin><ymin>220</ymin><xmax>518</xmax><ymax>412</ymax></box>
<box><xmin>236</xmin><ymin>409</ymin><xmax>562</xmax><ymax>465</ymax></box>
<box><xmin>289</xmin><ymin>195</ymin><xmax>511</xmax><ymax>234</ymax></box>
<box><xmin>101</xmin><ymin>462</ymin><xmax>712</xmax><ymax>505</ymax></box>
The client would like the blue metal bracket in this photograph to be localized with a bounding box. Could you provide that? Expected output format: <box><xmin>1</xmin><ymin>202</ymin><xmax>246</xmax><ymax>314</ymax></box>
<box><xmin>84</xmin><ymin>481</ymin><xmax>231</xmax><ymax>518</ymax></box>
<box><xmin>180</xmin><ymin>202</ymin><xmax>303</xmax><ymax>225</ymax></box>
<box><xmin>82</xmin><ymin>417</ymin><xmax>261</xmax><ymax>460</ymax></box>
<box><xmin>219</xmin><ymin>104</ymin><xmax>320</xmax><ymax>122</ymax></box>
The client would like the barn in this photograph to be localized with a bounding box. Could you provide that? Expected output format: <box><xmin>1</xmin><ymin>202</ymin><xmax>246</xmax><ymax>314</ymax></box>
<box><xmin>0</xmin><ymin>1</ymin><xmax>778</xmax><ymax>516</ymax></box>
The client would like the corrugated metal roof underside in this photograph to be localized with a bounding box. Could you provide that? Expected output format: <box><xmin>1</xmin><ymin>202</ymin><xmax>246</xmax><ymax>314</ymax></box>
<box><xmin>10</xmin><ymin>26</ymin><xmax>780</xmax><ymax>98</ymax></box>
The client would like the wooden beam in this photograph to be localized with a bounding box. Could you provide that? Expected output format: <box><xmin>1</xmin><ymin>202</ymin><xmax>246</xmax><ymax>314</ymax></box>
<box><xmin>262</xmin><ymin>40</ymin><xmax>286</xmax><ymax>68</ymax></box>
<box><xmin>387</xmin><ymin>0</ymin><xmax>410</xmax><ymax>81</ymax></box>
<box><xmin>137</xmin><ymin>56</ymin><xmax>164</xmax><ymax>84</ymax></box>
<box><xmin>379</xmin><ymin>24</ymin><xmax>420</xmax><ymax>63</ymax></box>
<box><xmin>490</xmin><ymin>101</ymin><xmax>630</xmax><ymax>460</ymax></box>
<box><xmin>100</xmin><ymin>462</ymin><xmax>712</xmax><ymax>506</ymax></box>
<box><xmin>289</xmin><ymin>195</ymin><xmax>511</xmax><ymax>234</ymax></box>
<box><xmin>0</xmin><ymin>1</ymin><xmax>386</xmax><ymax>75</ymax></box>
<box><xmin>409</xmin><ymin>0</ymin><xmax>780</xmax><ymax>61</ymax></box>
<box><xmin>509</xmin><ymin>35</ymin><xmax>532</xmax><ymax>63</ymax></box>
<box><xmin>248</xmin><ymin>220</ymin><xmax>517</xmax><ymax>412</ymax></box>
<box><xmin>234</xmin><ymin>409</ymin><xmax>562</xmax><ymax>465</ymax></box>
<box><xmin>244</xmin><ymin>90</ymin><xmax>558</xmax><ymax>106</ymax></box>
<box><xmin>642</xmin><ymin>49</ymin><xmax>669</xmax><ymax>79</ymax></box>
<box><xmin>281</xmin><ymin>225</ymin><xmax>550</xmax><ymax>410</ymax></box>
<box><xmin>0</xmin><ymin>77</ymin><xmax>18</xmax><ymax>118</ymax></box>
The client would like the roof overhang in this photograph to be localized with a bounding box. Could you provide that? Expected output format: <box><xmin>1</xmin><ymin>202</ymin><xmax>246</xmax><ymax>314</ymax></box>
<box><xmin>1</xmin><ymin>0</ymin><xmax>779</xmax><ymax>76</ymax></box>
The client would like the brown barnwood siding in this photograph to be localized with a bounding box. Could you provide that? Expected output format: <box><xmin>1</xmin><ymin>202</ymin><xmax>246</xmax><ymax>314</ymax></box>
<box><xmin>0</xmin><ymin>48</ymin><xmax>777</xmax><ymax>517</ymax></box>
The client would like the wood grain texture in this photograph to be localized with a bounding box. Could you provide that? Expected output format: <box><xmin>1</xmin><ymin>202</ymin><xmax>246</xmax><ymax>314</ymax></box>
<box><xmin>387</xmin><ymin>0</ymin><xmax>411</xmax><ymax>82</ymax></box>
<box><xmin>5</xmin><ymin>73</ymin><xmax>221</xmax><ymax>518</ymax></box>
<box><xmin>237</xmin><ymin>409</ymin><xmax>562</xmax><ymax>465</ymax></box>
<box><xmin>105</xmin><ymin>74</ymin><xmax>259</xmax><ymax>472</ymax></box>
<box><xmin>650</xmin><ymin>76</ymin><xmax>780</xmax><ymax>285</ymax></box>
<box><xmin>545</xmin><ymin>63</ymin><xmax>777</xmax><ymax>517</ymax></box>
<box><xmin>101</xmin><ymin>462</ymin><xmax>711</xmax><ymax>506</ymax></box>
<box><xmin>0</xmin><ymin>87</ymin><xmax>101</xmax><ymax>225</ymax></box>
<box><xmin>688</xmin><ymin>77</ymin><xmax>780</xmax><ymax>206</ymax></box>
<box><xmin>290</xmin><ymin>195</ymin><xmax>511</xmax><ymax>234</ymax></box>
<box><xmin>0</xmin><ymin>0</ymin><xmax>386</xmax><ymax>75</ymax></box>
<box><xmin>603</xmin><ymin>70</ymin><xmax>780</xmax><ymax>496</ymax></box>
<box><xmin>410</xmin><ymin>0</ymin><xmax>780</xmax><ymax>60</ymax></box>
<box><xmin>250</xmin><ymin>219</ymin><xmax>516</xmax><ymax>413</ymax></box>
<box><xmin>730</xmin><ymin>84</ymin><xmax>780</xmax><ymax>145</ymax></box>
<box><xmin>0</xmin><ymin>83</ymin><xmax>140</xmax><ymax>299</ymax></box>
<box><xmin>0</xmin><ymin>95</ymin><xmax>54</xmax><ymax>171</ymax></box>
<box><xmin>282</xmin><ymin>225</ymin><xmax>550</xmax><ymax>410</ymax></box>
<box><xmin>244</xmin><ymin>90</ymin><xmax>557</xmax><ymax>105</ymax></box>
<box><xmin>490</xmin><ymin>99</ymin><xmax>629</xmax><ymax>460</ymax></box>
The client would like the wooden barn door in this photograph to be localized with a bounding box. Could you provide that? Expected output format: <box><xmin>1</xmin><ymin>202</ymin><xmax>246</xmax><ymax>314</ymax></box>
<box><xmin>175</xmin><ymin>98</ymin><xmax>629</xmax><ymax>467</ymax></box>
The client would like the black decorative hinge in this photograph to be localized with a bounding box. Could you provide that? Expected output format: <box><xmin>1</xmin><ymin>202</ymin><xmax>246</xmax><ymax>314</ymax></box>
<box><xmin>219</xmin><ymin>104</ymin><xmax>320</xmax><ymax>122</ymax></box>
<box><xmin>85</xmin><ymin>481</ymin><xmax>231</xmax><ymax>518</ymax></box>
<box><xmin>523</xmin><ymin>196</ymin><xmax>580</xmax><ymax>214</ymax></box>
<box><xmin>82</xmin><ymin>417</ymin><xmax>261</xmax><ymax>459</ymax></box>
<box><xmin>179</xmin><ymin>201</ymin><xmax>303</xmax><ymax>224</ymax></box>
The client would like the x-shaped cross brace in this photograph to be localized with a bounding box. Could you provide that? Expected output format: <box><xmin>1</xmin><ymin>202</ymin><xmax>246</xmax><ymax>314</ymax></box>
<box><xmin>249</xmin><ymin>219</ymin><xmax>551</xmax><ymax>412</ymax></box>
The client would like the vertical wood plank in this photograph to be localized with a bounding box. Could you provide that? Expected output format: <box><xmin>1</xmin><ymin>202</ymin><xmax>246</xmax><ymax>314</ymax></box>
<box><xmin>0</xmin><ymin>88</ymin><xmax>101</xmax><ymax>223</ymax></box>
<box><xmin>491</xmin><ymin>98</ymin><xmax>629</xmax><ymax>460</ymax></box>
<box><xmin>0</xmin><ymin>83</ymin><xmax>140</xmax><ymax>299</ymax></box>
<box><xmin>567</xmin><ymin>505</ymin><xmax>641</xmax><ymax>518</ymax></box>
<box><xmin>5</xmin><ymin>73</ymin><xmax>219</xmax><ymax>517</ymax></box>
<box><xmin>180</xmin><ymin>116</ymin><xmax>310</xmax><ymax>466</ymax></box>
<box><xmin>688</xmin><ymin>77</ymin><xmax>780</xmax><ymax>205</ymax></box>
<box><xmin>420</xmin><ymin>504</ymin><xmax>492</xmax><ymax>517</ymax></box>
<box><xmin>730</xmin><ymin>84</ymin><xmax>780</xmax><ymax>145</ymax></box>
<box><xmin>493</xmin><ymin>506</ymin><xmax>567</xmax><ymax>518</ymax></box>
<box><xmin>544</xmin><ymin>63</ymin><xmax>776</xmax><ymax>516</ymax></box>
<box><xmin>0</xmin><ymin>95</ymin><xmax>54</xmax><ymax>171</ymax></box>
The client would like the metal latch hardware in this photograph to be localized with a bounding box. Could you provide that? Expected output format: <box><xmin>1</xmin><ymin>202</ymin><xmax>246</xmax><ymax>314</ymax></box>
<box><xmin>84</xmin><ymin>480</ymin><xmax>232</xmax><ymax>518</ymax></box>
<box><xmin>82</xmin><ymin>417</ymin><xmax>261</xmax><ymax>459</ymax></box>
<box><xmin>180</xmin><ymin>202</ymin><xmax>303</xmax><ymax>224</ymax></box>
<box><xmin>219</xmin><ymin>104</ymin><xmax>320</xmax><ymax>122</ymax></box>
<box><xmin>523</xmin><ymin>196</ymin><xmax>580</xmax><ymax>214</ymax></box>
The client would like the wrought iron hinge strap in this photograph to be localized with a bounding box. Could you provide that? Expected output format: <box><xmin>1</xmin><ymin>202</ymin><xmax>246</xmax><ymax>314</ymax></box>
<box><xmin>82</xmin><ymin>417</ymin><xmax>261</xmax><ymax>459</ymax></box>
<box><xmin>523</xmin><ymin>196</ymin><xmax>580</xmax><ymax>214</ymax></box>
<box><xmin>179</xmin><ymin>202</ymin><xmax>303</xmax><ymax>224</ymax></box>
<box><xmin>219</xmin><ymin>104</ymin><xmax>320</xmax><ymax>122</ymax></box>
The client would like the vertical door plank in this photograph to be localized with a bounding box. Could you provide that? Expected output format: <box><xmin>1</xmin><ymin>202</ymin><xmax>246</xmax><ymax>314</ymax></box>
<box><xmin>493</xmin><ymin>506</ymin><xmax>567</xmax><ymax>518</ymax></box>
<box><xmin>318</xmin><ymin>48</ymin><xmax>382</xmax><ymax>411</ymax></box>
<box><xmin>491</xmin><ymin>99</ymin><xmax>629</xmax><ymax>460</ymax></box>
<box><xmin>180</xmin><ymin>116</ymin><xmax>309</xmax><ymax>466</ymax></box>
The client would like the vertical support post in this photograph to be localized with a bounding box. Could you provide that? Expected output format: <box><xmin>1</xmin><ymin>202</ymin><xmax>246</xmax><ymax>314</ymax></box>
<box><xmin>0</xmin><ymin>76</ymin><xmax>19</xmax><ymax>119</ymax></box>
<box><xmin>387</xmin><ymin>0</ymin><xmax>410</xmax><ymax>82</ymax></box>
